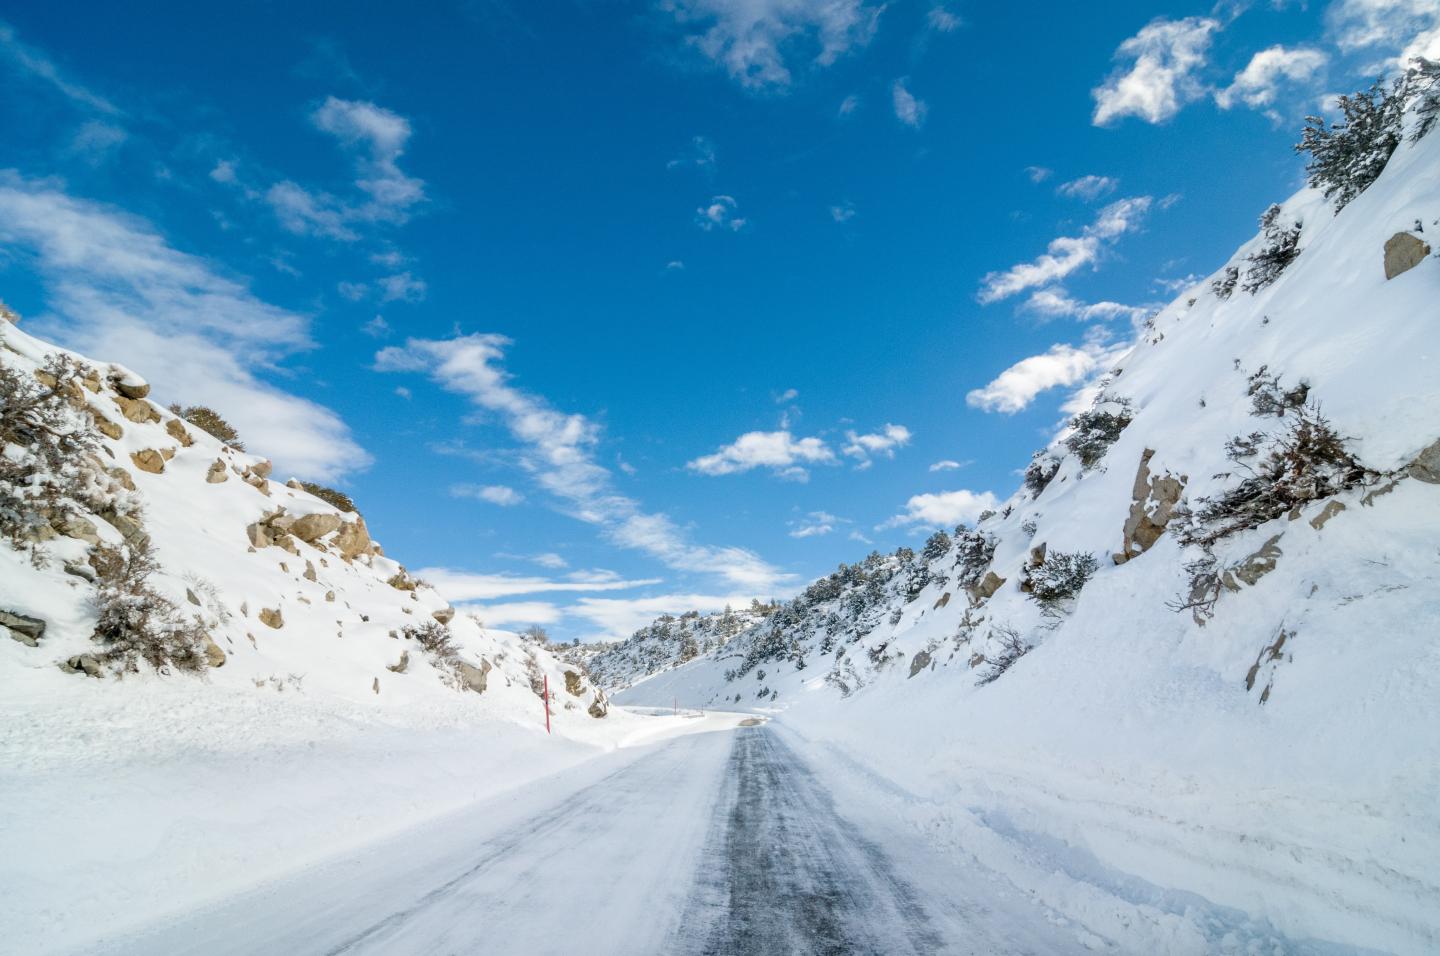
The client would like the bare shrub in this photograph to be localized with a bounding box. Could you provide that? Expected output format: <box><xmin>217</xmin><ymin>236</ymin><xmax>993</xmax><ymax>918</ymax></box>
<box><xmin>404</xmin><ymin>619</ymin><xmax>458</xmax><ymax>666</ymax></box>
<box><xmin>1242</xmin><ymin>205</ymin><xmax>1302</xmax><ymax>293</ymax></box>
<box><xmin>1064</xmin><ymin>398</ymin><xmax>1134</xmax><ymax>469</ymax></box>
<box><xmin>299</xmin><ymin>481</ymin><xmax>356</xmax><ymax>513</ymax></box>
<box><xmin>1211</xmin><ymin>265</ymin><xmax>1239</xmax><ymax>300</ymax></box>
<box><xmin>1026</xmin><ymin>551</ymin><xmax>1099</xmax><ymax>611</ymax></box>
<box><xmin>1246</xmin><ymin>366</ymin><xmax>1309</xmax><ymax>417</ymax></box>
<box><xmin>169</xmin><ymin>404</ymin><xmax>245</xmax><ymax>449</ymax></box>
<box><xmin>976</xmin><ymin>625</ymin><xmax>1031</xmax><ymax>686</ymax></box>
<box><xmin>1024</xmin><ymin>451</ymin><xmax>1061</xmax><ymax>496</ymax></box>
<box><xmin>91</xmin><ymin>540</ymin><xmax>207</xmax><ymax>674</ymax></box>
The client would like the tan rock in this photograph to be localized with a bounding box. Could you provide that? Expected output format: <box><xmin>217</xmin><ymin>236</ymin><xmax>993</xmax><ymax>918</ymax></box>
<box><xmin>431</xmin><ymin>606</ymin><xmax>456</xmax><ymax>625</ymax></box>
<box><xmin>131</xmin><ymin>449</ymin><xmax>165</xmax><ymax>474</ymax></box>
<box><xmin>325</xmin><ymin>590</ymin><xmax>336</xmax><ymax>602</ymax></box>
<box><xmin>1222</xmin><ymin>534</ymin><xmax>1284</xmax><ymax>590</ymax></box>
<box><xmin>165</xmin><ymin>419</ymin><xmax>194</xmax><ymax>446</ymax></box>
<box><xmin>1409</xmin><ymin>439</ymin><xmax>1440</xmax><ymax>484</ymax></box>
<box><xmin>908</xmin><ymin>649</ymin><xmax>932</xmax><ymax>678</ymax></box>
<box><xmin>206</xmin><ymin>459</ymin><xmax>228</xmax><ymax>483</ymax></box>
<box><xmin>250</xmin><ymin>460</ymin><xmax>273</xmax><ymax>479</ymax></box>
<box><xmin>93</xmin><ymin>414</ymin><xmax>123</xmax><ymax>440</ymax></box>
<box><xmin>258</xmin><ymin>607</ymin><xmax>284</xmax><ymax>629</ymax></box>
<box><xmin>387</xmin><ymin>650</ymin><xmax>410</xmax><ymax>674</ymax></box>
<box><xmin>55</xmin><ymin>513</ymin><xmax>100</xmax><ymax>545</ymax></box>
<box><xmin>965</xmin><ymin>571</ymin><xmax>1007</xmax><ymax>605</ymax></box>
<box><xmin>588</xmin><ymin>695</ymin><xmax>609</xmax><ymax>719</ymax></box>
<box><xmin>114</xmin><ymin>395</ymin><xmax>160</xmax><ymax>423</ymax></box>
<box><xmin>458</xmin><ymin>658</ymin><xmax>492</xmax><ymax>694</ymax></box>
<box><xmin>107</xmin><ymin>466</ymin><xmax>136</xmax><ymax>492</ymax></box>
<box><xmin>203</xmin><ymin>637</ymin><xmax>226</xmax><ymax>668</ymax></box>
<box><xmin>564</xmin><ymin>670</ymin><xmax>585</xmax><ymax>696</ymax></box>
<box><xmin>1309</xmin><ymin>500</ymin><xmax>1346</xmax><ymax>530</ymax></box>
<box><xmin>290</xmin><ymin>513</ymin><xmax>341</xmax><ymax>543</ymax></box>
<box><xmin>1116</xmin><ymin>448</ymin><xmax>1187</xmax><ymax>564</ymax></box>
<box><xmin>303</xmin><ymin>560</ymin><xmax>317</xmax><ymax>582</ymax></box>
<box><xmin>160</xmin><ymin>447</ymin><xmax>176</xmax><ymax>461</ymax></box>
<box><xmin>333</xmin><ymin>517</ymin><xmax>372</xmax><ymax>560</ymax></box>
<box><xmin>111</xmin><ymin>373</ymin><xmax>150</xmax><ymax>399</ymax></box>
<box><xmin>1384</xmin><ymin>232</ymin><xmax>1430</xmax><ymax>280</ymax></box>
<box><xmin>245</xmin><ymin>522</ymin><xmax>271</xmax><ymax>548</ymax></box>
<box><xmin>372</xmin><ymin>677</ymin><xmax>380</xmax><ymax>695</ymax></box>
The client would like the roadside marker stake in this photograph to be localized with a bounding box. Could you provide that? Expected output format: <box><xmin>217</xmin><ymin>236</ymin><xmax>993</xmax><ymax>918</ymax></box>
<box><xmin>544</xmin><ymin>674</ymin><xmax>551</xmax><ymax>735</ymax></box>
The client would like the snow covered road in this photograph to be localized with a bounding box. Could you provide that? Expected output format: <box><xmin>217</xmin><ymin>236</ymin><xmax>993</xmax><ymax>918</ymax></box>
<box><xmin>82</xmin><ymin>718</ymin><xmax>1080</xmax><ymax>956</ymax></box>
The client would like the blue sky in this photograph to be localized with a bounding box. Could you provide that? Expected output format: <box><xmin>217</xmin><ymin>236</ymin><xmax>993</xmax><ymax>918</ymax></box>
<box><xmin>1</xmin><ymin>0</ymin><xmax>1434</xmax><ymax>640</ymax></box>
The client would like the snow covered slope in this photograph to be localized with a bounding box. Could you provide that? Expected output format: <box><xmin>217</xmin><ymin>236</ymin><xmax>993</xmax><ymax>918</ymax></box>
<box><xmin>573</xmin><ymin>601</ymin><xmax>777</xmax><ymax>691</ymax></box>
<box><xmin>619</xmin><ymin>87</ymin><xmax>1440</xmax><ymax>952</ymax></box>
<box><xmin>0</xmin><ymin>318</ymin><xmax>673</xmax><ymax>954</ymax></box>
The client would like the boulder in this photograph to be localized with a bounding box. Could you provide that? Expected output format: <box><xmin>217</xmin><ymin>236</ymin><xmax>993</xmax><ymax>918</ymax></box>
<box><xmin>98</xmin><ymin>507</ymin><xmax>148</xmax><ymax>548</ymax></box>
<box><xmin>387</xmin><ymin>571</ymin><xmax>417</xmax><ymax>591</ymax></box>
<box><xmin>93</xmin><ymin>415</ymin><xmax>123</xmax><ymax>440</ymax></box>
<box><xmin>63</xmin><ymin>561</ymin><xmax>98</xmax><ymax>583</ymax></box>
<box><xmin>250</xmin><ymin>460</ymin><xmax>273</xmax><ymax>479</ymax></box>
<box><xmin>1309</xmin><ymin>500</ymin><xmax>1346</xmax><ymax>530</ymax></box>
<box><xmin>245</xmin><ymin>522</ymin><xmax>271</xmax><ymax>548</ymax></box>
<box><xmin>1409</xmin><ymin>439</ymin><xmax>1440</xmax><ymax>484</ymax></box>
<box><xmin>130</xmin><ymin>449</ymin><xmax>165</xmax><ymax>474</ymax></box>
<box><xmin>258</xmin><ymin>607</ymin><xmax>284</xmax><ymax>629</ymax></box>
<box><xmin>387</xmin><ymin>650</ymin><xmax>410</xmax><ymax>674</ymax></box>
<box><xmin>203</xmin><ymin>637</ymin><xmax>226</xmax><ymax>668</ymax></box>
<box><xmin>303</xmin><ymin>561</ymin><xmax>317</xmax><ymax>582</ymax></box>
<box><xmin>908</xmin><ymin>649</ymin><xmax>932</xmax><ymax>678</ymax></box>
<box><xmin>1223</xmin><ymin>534</ymin><xmax>1284</xmax><ymax>590</ymax></box>
<box><xmin>107</xmin><ymin>466</ymin><xmax>136</xmax><ymax>492</ymax></box>
<box><xmin>1116</xmin><ymin>449</ymin><xmax>1187</xmax><ymax>564</ymax></box>
<box><xmin>588</xmin><ymin>695</ymin><xmax>609</xmax><ymax>719</ymax></box>
<box><xmin>110</xmin><ymin>369</ymin><xmax>150</xmax><ymax>399</ymax></box>
<box><xmin>1</xmin><ymin>610</ymin><xmax>46</xmax><ymax>646</ymax></box>
<box><xmin>431</xmin><ymin>606</ymin><xmax>456</xmax><ymax>625</ymax></box>
<box><xmin>1384</xmin><ymin>232</ymin><xmax>1430</xmax><ymax>280</ymax></box>
<box><xmin>933</xmin><ymin>592</ymin><xmax>951</xmax><ymax>610</ymax></box>
<box><xmin>965</xmin><ymin>571</ymin><xmax>1007</xmax><ymax>605</ymax></box>
<box><xmin>289</xmin><ymin>513</ymin><xmax>341</xmax><ymax>543</ymax></box>
<box><xmin>458</xmin><ymin>658</ymin><xmax>492</xmax><ymax>694</ymax></box>
<box><xmin>165</xmin><ymin>419</ymin><xmax>194</xmax><ymax>447</ymax></box>
<box><xmin>332</xmin><ymin>517</ymin><xmax>372</xmax><ymax>560</ymax></box>
<box><xmin>206</xmin><ymin>459</ymin><xmax>228</xmax><ymax>483</ymax></box>
<box><xmin>564</xmin><ymin>670</ymin><xmax>584</xmax><ymax>696</ymax></box>
<box><xmin>60</xmin><ymin>654</ymin><xmax>104</xmax><ymax>678</ymax></box>
<box><xmin>114</xmin><ymin>395</ymin><xmax>160</xmax><ymax>423</ymax></box>
<box><xmin>55</xmin><ymin>513</ymin><xmax>100</xmax><ymax>545</ymax></box>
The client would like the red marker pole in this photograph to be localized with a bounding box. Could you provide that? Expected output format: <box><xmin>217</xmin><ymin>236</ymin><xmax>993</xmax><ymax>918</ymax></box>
<box><xmin>543</xmin><ymin>674</ymin><xmax>551</xmax><ymax>735</ymax></box>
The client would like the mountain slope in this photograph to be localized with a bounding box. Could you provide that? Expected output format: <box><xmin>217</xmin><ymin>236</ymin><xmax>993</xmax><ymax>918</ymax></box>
<box><xmin>617</xmin><ymin>83</ymin><xmax>1440</xmax><ymax>953</ymax></box>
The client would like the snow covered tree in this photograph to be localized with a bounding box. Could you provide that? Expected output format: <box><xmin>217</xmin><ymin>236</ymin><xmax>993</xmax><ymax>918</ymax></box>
<box><xmin>1026</xmin><ymin>551</ymin><xmax>1100</xmax><ymax>611</ymax></box>
<box><xmin>1409</xmin><ymin>56</ymin><xmax>1440</xmax><ymax>140</ymax></box>
<box><xmin>1210</xmin><ymin>265</ymin><xmax>1239</xmax><ymax>301</ymax></box>
<box><xmin>1242</xmin><ymin>205</ymin><xmax>1302</xmax><ymax>293</ymax></box>
<box><xmin>1295</xmin><ymin>77</ymin><xmax>1403</xmax><ymax>213</ymax></box>
<box><xmin>1024</xmin><ymin>451</ymin><xmax>1061</xmax><ymax>496</ymax></box>
<box><xmin>1063</xmin><ymin>397</ymin><xmax>1134</xmax><ymax>469</ymax></box>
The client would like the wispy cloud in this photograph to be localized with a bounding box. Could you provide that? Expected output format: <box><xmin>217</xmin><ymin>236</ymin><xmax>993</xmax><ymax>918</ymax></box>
<box><xmin>1092</xmin><ymin>16</ymin><xmax>1219</xmax><ymax>126</ymax></box>
<box><xmin>1020</xmin><ymin>287</ymin><xmax>1151</xmax><ymax>324</ymax></box>
<box><xmin>695</xmin><ymin>194</ymin><xmax>747</xmax><ymax>231</ymax></box>
<box><xmin>789</xmin><ymin>511</ymin><xmax>842</xmax><ymax>538</ymax></box>
<box><xmin>1056</xmin><ymin>174</ymin><xmax>1119</xmax><ymax>201</ymax></box>
<box><xmin>892</xmin><ymin>77</ymin><xmax>928</xmax><ymax>127</ymax></box>
<box><xmin>667</xmin><ymin>135</ymin><xmax>717</xmax><ymax>173</ymax></box>
<box><xmin>929</xmin><ymin>459</ymin><xmax>968</xmax><ymax>472</ymax></box>
<box><xmin>978</xmin><ymin>196</ymin><xmax>1152</xmax><ymax>303</ymax></box>
<box><xmin>376</xmin><ymin>334</ymin><xmax>790</xmax><ymax>591</ymax></box>
<box><xmin>841</xmin><ymin>423</ymin><xmax>911</xmax><ymax>469</ymax></box>
<box><xmin>1215</xmin><ymin>45</ymin><xmax>1327</xmax><ymax>111</ymax></box>
<box><xmin>0</xmin><ymin>20</ymin><xmax>120</xmax><ymax>115</ymax></box>
<box><xmin>663</xmin><ymin>0</ymin><xmax>881</xmax><ymax>90</ymax></box>
<box><xmin>882</xmin><ymin>489</ymin><xmax>999</xmax><ymax>529</ymax></box>
<box><xmin>416</xmin><ymin>567</ymin><xmax>661</xmax><ymax>601</ymax></box>
<box><xmin>0</xmin><ymin>171</ymin><xmax>368</xmax><ymax>480</ymax></box>
<box><xmin>451</xmin><ymin>483</ymin><xmax>525</xmax><ymax>506</ymax></box>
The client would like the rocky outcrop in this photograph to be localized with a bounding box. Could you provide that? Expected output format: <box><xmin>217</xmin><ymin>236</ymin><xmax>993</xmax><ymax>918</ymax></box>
<box><xmin>289</xmin><ymin>513</ymin><xmax>341</xmax><ymax>543</ymax></box>
<box><xmin>1114</xmin><ymin>449</ymin><xmax>1186</xmax><ymax>564</ymax></box>
<box><xmin>202</xmin><ymin>637</ymin><xmax>226</xmax><ymax>668</ymax></box>
<box><xmin>1309</xmin><ymin>500</ymin><xmax>1346</xmax><ymax>530</ymax></box>
<box><xmin>1</xmin><ymin>610</ymin><xmax>46</xmax><ymax>646</ymax></box>
<box><xmin>60</xmin><ymin>654</ymin><xmax>104</xmax><ymax>678</ymax></box>
<box><xmin>1384</xmin><ymin>232</ymin><xmax>1430</xmax><ymax>280</ymax></box>
<box><xmin>908</xmin><ymin>649</ymin><xmax>932</xmax><ymax>678</ymax></box>
<box><xmin>131</xmin><ymin>449</ymin><xmax>165</xmax><ymax>474</ymax></box>
<box><xmin>206</xmin><ymin>459</ymin><xmax>228</xmax><ymax>483</ymax></box>
<box><xmin>431</xmin><ymin>606</ymin><xmax>455</xmax><ymax>625</ymax></box>
<box><xmin>109</xmin><ymin>369</ymin><xmax>150</xmax><ymax>399</ymax></box>
<box><xmin>258</xmin><ymin>607</ymin><xmax>284</xmax><ymax>629</ymax></box>
<box><xmin>1223</xmin><ymin>534</ymin><xmax>1283</xmax><ymax>590</ymax></box>
<box><xmin>387</xmin><ymin>650</ymin><xmax>411</xmax><ymax>674</ymax></box>
<box><xmin>332</xmin><ymin>517</ymin><xmax>372</xmax><ymax>560</ymax></box>
<box><xmin>93</xmin><ymin>414</ymin><xmax>123</xmax><ymax>440</ymax></box>
<box><xmin>113</xmin><ymin>395</ymin><xmax>160</xmax><ymax>423</ymax></box>
<box><xmin>1409</xmin><ymin>439</ymin><xmax>1440</xmax><ymax>484</ymax></box>
<box><xmin>458</xmin><ymin>658</ymin><xmax>492</xmax><ymax>693</ymax></box>
<box><xmin>165</xmin><ymin>419</ymin><xmax>193</xmax><ymax>447</ymax></box>
<box><xmin>966</xmin><ymin>570</ymin><xmax>1006</xmax><ymax>605</ymax></box>
<box><xmin>563</xmin><ymin>670</ymin><xmax>584</xmax><ymax>696</ymax></box>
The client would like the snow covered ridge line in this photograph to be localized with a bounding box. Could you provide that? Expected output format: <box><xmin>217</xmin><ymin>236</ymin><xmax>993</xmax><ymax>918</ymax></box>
<box><xmin>572</xmin><ymin>601</ymin><xmax>779</xmax><ymax>691</ymax></box>
<box><xmin>0</xmin><ymin>316</ymin><xmax>612</xmax><ymax>724</ymax></box>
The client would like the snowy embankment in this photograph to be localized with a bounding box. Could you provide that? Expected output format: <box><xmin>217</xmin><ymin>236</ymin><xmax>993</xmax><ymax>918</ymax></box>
<box><xmin>620</xmin><ymin>113</ymin><xmax>1440</xmax><ymax>954</ymax></box>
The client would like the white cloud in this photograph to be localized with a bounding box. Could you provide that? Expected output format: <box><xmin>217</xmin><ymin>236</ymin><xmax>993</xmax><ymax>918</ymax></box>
<box><xmin>883</xmin><ymin>489</ymin><xmax>999</xmax><ymax>529</ymax></box>
<box><xmin>666</xmin><ymin>260</ymin><xmax>686</xmax><ymax>271</ymax></box>
<box><xmin>376</xmin><ymin>334</ymin><xmax>790</xmax><ymax>591</ymax></box>
<box><xmin>1020</xmin><ymin>287</ymin><xmax>1150</xmax><ymax>323</ymax></box>
<box><xmin>266</xmin><ymin>96</ymin><xmax>425</xmax><ymax>240</ymax></box>
<box><xmin>1326</xmin><ymin>0</ymin><xmax>1440</xmax><ymax>62</ymax></box>
<box><xmin>1216</xmin><ymin>45</ymin><xmax>1328</xmax><ymax>110</ymax></box>
<box><xmin>338</xmin><ymin>281</ymin><xmax>369</xmax><ymax>301</ymax></box>
<box><xmin>209</xmin><ymin>160</ymin><xmax>238</xmax><ymax>184</ymax></box>
<box><xmin>362</xmin><ymin>315</ymin><xmax>391</xmax><ymax>337</ymax></box>
<box><xmin>928</xmin><ymin>6</ymin><xmax>962</xmax><ymax>32</ymax></box>
<box><xmin>775</xmin><ymin>387</ymin><xmax>799</xmax><ymax>403</ymax></box>
<box><xmin>929</xmin><ymin>459</ymin><xmax>966</xmax><ymax>472</ymax></box>
<box><xmin>0</xmin><ymin>171</ymin><xmax>368</xmax><ymax>481</ymax></box>
<box><xmin>0</xmin><ymin>21</ymin><xmax>120</xmax><ymax>114</ymax></box>
<box><xmin>978</xmin><ymin>196</ymin><xmax>1152</xmax><ymax>303</ymax></box>
<box><xmin>841</xmin><ymin>423</ymin><xmax>911</xmax><ymax>468</ymax></box>
<box><xmin>66</xmin><ymin>121</ymin><xmax>127</xmax><ymax>165</ymax></box>
<box><xmin>687</xmin><ymin>429</ymin><xmax>836</xmax><ymax>480</ymax></box>
<box><xmin>415</xmin><ymin>568</ymin><xmax>662</xmax><ymax>601</ymax></box>
<box><xmin>1025</xmin><ymin>165</ymin><xmax>1053</xmax><ymax>183</ymax></box>
<box><xmin>530</xmin><ymin>552</ymin><xmax>569</xmax><ymax>569</ymax></box>
<box><xmin>1056</xmin><ymin>174</ymin><xmax>1119</xmax><ymax>201</ymax></box>
<box><xmin>1092</xmin><ymin>16</ymin><xmax>1219</xmax><ymax>126</ymax></box>
<box><xmin>965</xmin><ymin>342</ymin><xmax>1117</xmax><ymax>414</ymax></box>
<box><xmin>663</xmin><ymin>0</ymin><xmax>881</xmax><ymax>90</ymax></box>
<box><xmin>892</xmin><ymin>78</ymin><xmax>928</xmax><ymax>127</ymax></box>
<box><xmin>789</xmin><ymin>510</ymin><xmax>841</xmax><ymax>538</ymax></box>
<box><xmin>695</xmin><ymin>194</ymin><xmax>747</xmax><ymax>231</ymax></box>
<box><xmin>829</xmin><ymin>202</ymin><xmax>856</xmax><ymax>223</ymax></box>
<box><xmin>838</xmin><ymin>93</ymin><xmax>861</xmax><ymax>116</ymax></box>
<box><xmin>566</xmin><ymin>592</ymin><xmax>761</xmax><ymax>641</ymax></box>
<box><xmin>378</xmin><ymin>271</ymin><xmax>426</xmax><ymax>303</ymax></box>
<box><xmin>459</xmin><ymin>601</ymin><xmax>563</xmax><ymax>628</ymax></box>
<box><xmin>451</xmin><ymin>483</ymin><xmax>525</xmax><ymax>506</ymax></box>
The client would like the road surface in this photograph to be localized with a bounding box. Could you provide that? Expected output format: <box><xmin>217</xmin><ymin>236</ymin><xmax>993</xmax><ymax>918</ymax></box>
<box><xmin>87</xmin><ymin>722</ymin><xmax>1080</xmax><ymax>955</ymax></box>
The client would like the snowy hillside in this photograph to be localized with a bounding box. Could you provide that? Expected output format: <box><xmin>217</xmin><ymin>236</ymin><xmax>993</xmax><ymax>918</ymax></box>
<box><xmin>573</xmin><ymin>601</ymin><xmax>777</xmax><ymax>690</ymax></box>
<box><xmin>618</xmin><ymin>74</ymin><xmax>1440</xmax><ymax>952</ymax></box>
<box><xmin>0</xmin><ymin>316</ymin><xmax>696</xmax><ymax>954</ymax></box>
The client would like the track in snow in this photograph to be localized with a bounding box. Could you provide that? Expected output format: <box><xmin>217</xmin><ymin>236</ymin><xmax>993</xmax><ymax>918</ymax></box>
<box><xmin>88</xmin><ymin>723</ymin><xmax>1078</xmax><ymax>955</ymax></box>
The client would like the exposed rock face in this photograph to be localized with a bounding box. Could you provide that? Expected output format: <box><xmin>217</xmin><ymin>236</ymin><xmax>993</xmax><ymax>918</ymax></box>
<box><xmin>588</xmin><ymin>692</ymin><xmax>609</xmax><ymax>719</ymax></box>
<box><xmin>250</xmin><ymin>460</ymin><xmax>273</xmax><ymax>479</ymax></box>
<box><xmin>98</xmin><ymin>507</ymin><xmax>148</xmax><ymax>548</ymax></box>
<box><xmin>110</xmin><ymin>371</ymin><xmax>150</xmax><ymax>399</ymax></box>
<box><xmin>55</xmin><ymin>513</ymin><xmax>100</xmax><ymax>545</ymax></box>
<box><xmin>966</xmin><ymin>571</ymin><xmax>1006</xmax><ymax>605</ymax></box>
<box><xmin>289</xmin><ymin>513</ymin><xmax>341</xmax><ymax>543</ymax></box>
<box><xmin>458</xmin><ymin>658</ymin><xmax>492</xmax><ymax>693</ymax></box>
<box><xmin>563</xmin><ymin>670</ymin><xmax>584</xmax><ymax>696</ymax></box>
<box><xmin>245</xmin><ymin>522</ymin><xmax>271</xmax><ymax>549</ymax></box>
<box><xmin>908</xmin><ymin>649</ymin><xmax>932</xmax><ymax>678</ymax></box>
<box><xmin>60</xmin><ymin>654</ymin><xmax>104</xmax><ymax>678</ymax></box>
<box><xmin>1309</xmin><ymin>500</ymin><xmax>1346</xmax><ymax>530</ymax></box>
<box><xmin>933</xmin><ymin>592</ymin><xmax>951</xmax><ymax>610</ymax></box>
<box><xmin>203</xmin><ymin>637</ymin><xmax>226</xmax><ymax>668</ymax></box>
<box><xmin>114</xmin><ymin>395</ymin><xmax>160</xmax><ymax>423</ymax></box>
<box><xmin>130</xmin><ymin>449</ymin><xmax>165</xmax><ymax>474</ymax></box>
<box><xmin>387</xmin><ymin>571</ymin><xmax>417</xmax><ymax>591</ymax></box>
<box><xmin>431</xmin><ymin>606</ymin><xmax>455</xmax><ymax>625</ymax></box>
<box><xmin>1114</xmin><ymin>449</ymin><xmax>1186</xmax><ymax>564</ymax></box>
<box><xmin>1223</xmin><ymin>534</ymin><xmax>1284</xmax><ymax>590</ymax></box>
<box><xmin>1409</xmin><ymin>439</ymin><xmax>1440</xmax><ymax>484</ymax></box>
<box><xmin>93</xmin><ymin>415</ymin><xmax>123</xmax><ymax>440</ymax></box>
<box><xmin>333</xmin><ymin>517</ymin><xmax>372</xmax><ymax>560</ymax></box>
<box><xmin>1</xmin><ymin>610</ymin><xmax>46</xmax><ymax>646</ymax></box>
<box><xmin>387</xmin><ymin>650</ymin><xmax>410</xmax><ymax>674</ymax></box>
<box><xmin>1384</xmin><ymin>232</ymin><xmax>1430</xmax><ymax>279</ymax></box>
<box><xmin>258</xmin><ymin>607</ymin><xmax>284</xmax><ymax>629</ymax></box>
<box><xmin>206</xmin><ymin>459</ymin><xmax>228</xmax><ymax>483</ymax></box>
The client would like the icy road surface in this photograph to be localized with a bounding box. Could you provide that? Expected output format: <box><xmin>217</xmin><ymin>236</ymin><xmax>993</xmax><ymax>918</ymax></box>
<box><xmin>87</xmin><ymin>719</ymin><xmax>1079</xmax><ymax>955</ymax></box>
